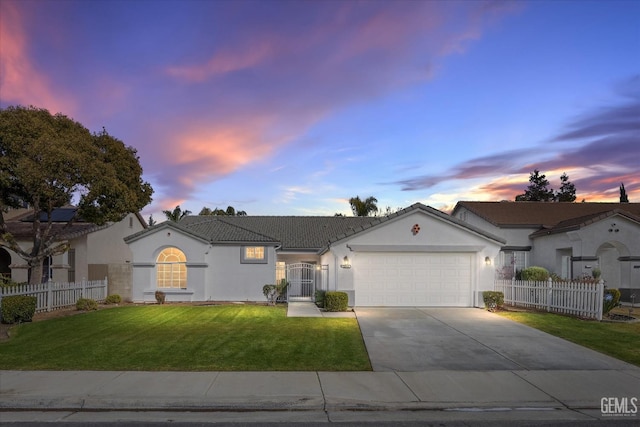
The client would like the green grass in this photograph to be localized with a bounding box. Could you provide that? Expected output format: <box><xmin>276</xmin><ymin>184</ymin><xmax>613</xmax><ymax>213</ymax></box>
<box><xmin>497</xmin><ymin>310</ymin><xmax>640</xmax><ymax>367</ymax></box>
<box><xmin>0</xmin><ymin>305</ymin><xmax>371</xmax><ymax>371</ymax></box>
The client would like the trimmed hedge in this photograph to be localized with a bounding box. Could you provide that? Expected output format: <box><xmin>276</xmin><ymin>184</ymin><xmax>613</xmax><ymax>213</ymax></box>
<box><xmin>521</xmin><ymin>266</ymin><xmax>550</xmax><ymax>281</ymax></box>
<box><xmin>324</xmin><ymin>291</ymin><xmax>348</xmax><ymax>312</ymax></box>
<box><xmin>482</xmin><ymin>291</ymin><xmax>504</xmax><ymax>312</ymax></box>
<box><xmin>314</xmin><ymin>290</ymin><xmax>326</xmax><ymax>308</ymax></box>
<box><xmin>104</xmin><ymin>294</ymin><xmax>122</xmax><ymax>304</ymax></box>
<box><xmin>76</xmin><ymin>298</ymin><xmax>98</xmax><ymax>311</ymax></box>
<box><xmin>1</xmin><ymin>295</ymin><xmax>37</xmax><ymax>324</ymax></box>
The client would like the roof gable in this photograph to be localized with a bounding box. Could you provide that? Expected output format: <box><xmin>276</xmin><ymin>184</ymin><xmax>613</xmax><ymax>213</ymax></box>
<box><xmin>530</xmin><ymin>209</ymin><xmax>640</xmax><ymax>237</ymax></box>
<box><xmin>328</xmin><ymin>202</ymin><xmax>506</xmax><ymax>246</ymax></box>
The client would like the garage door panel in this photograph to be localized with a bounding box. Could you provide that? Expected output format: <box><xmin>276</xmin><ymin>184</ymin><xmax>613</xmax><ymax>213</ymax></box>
<box><xmin>354</xmin><ymin>253</ymin><xmax>472</xmax><ymax>307</ymax></box>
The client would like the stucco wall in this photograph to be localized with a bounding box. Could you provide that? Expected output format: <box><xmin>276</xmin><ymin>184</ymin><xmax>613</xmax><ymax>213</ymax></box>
<box><xmin>206</xmin><ymin>245</ymin><xmax>276</xmax><ymax>301</ymax></box>
<box><xmin>127</xmin><ymin>225</ymin><xmax>278</xmax><ymax>303</ymax></box>
<box><xmin>87</xmin><ymin>213</ymin><xmax>144</xmax><ymax>264</ymax></box>
<box><xmin>532</xmin><ymin>215</ymin><xmax>640</xmax><ymax>289</ymax></box>
<box><xmin>128</xmin><ymin>226</ymin><xmax>210</xmax><ymax>302</ymax></box>
<box><xmin>454</xmin><ymin>207</ymin><xmax>535</xmax><ymax>250</ymax></box>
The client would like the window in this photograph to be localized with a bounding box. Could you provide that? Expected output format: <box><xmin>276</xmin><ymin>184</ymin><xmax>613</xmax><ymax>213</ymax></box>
<box><xmin>156</xmin><ymin>247</ymin><xmax>187</xmax><ymax>289</ymax></box>
<box><xmin>276</xmin><ymin>261</ymin><xmax>286</xmax><ymax>283</ymax></box>
<box><xmin>241</xmin><ymin>246</ymin><xmax>267</xmax><ymax>264</ymax></box>
<box><xmin>497</xmin><ymin>250</ymin><xmax>529</xmax><ymax>279</ymax></box>
<box><xmin>68</xmin><ymin>249</ymin><xmax>76</xmax><ymax>282</ymax></box>
<box><xmin>42</xmin><ymin>256</ymin><xmax>52</xmax><ymax>282</ymax></box>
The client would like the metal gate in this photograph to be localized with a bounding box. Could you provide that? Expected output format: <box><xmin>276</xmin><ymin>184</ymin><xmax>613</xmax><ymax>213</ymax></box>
<box><xmin>281</xmin><ymin>263</ymin><xmax>328</xmax><ymax>301</ymax></box>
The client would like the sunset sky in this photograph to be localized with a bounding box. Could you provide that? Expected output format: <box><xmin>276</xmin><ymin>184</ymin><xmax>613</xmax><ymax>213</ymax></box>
<box><xmin>1</xmin><ymin>0</ymin><xmax>639</xmax><ymax>217</ymax></box>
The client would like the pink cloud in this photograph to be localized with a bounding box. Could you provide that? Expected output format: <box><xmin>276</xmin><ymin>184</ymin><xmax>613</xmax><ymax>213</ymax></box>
<box><xmin>0</xmin><ymin>1</ymin><xmax>75</xmax><ymax>115</ymax></box>
<box><xmin>166</xmin><ymin>40</ymin><xmax>278</xmax><ymax>83</ymax></box>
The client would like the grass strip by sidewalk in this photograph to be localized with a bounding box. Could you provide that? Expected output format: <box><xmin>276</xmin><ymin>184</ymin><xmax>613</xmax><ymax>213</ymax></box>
<box><xmin>0</xmin><ymin>305</ymin><xmax>371</xmax><ymax>371</ymax></box>
<box><xmin>496</xmin><ymin>310</ymin><xmax>640</xmax><ymax>367</ymax></box>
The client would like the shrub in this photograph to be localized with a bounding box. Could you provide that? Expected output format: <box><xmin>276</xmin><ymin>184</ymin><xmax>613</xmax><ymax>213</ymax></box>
<box><xmin>324</xmin><ymin>291</ymin><xmax>348</xmax><ymax>312</ymax></box>
<box><xmin>482</xmin><ymin>291</ymin><xmax>504</xmax><ymax>312</ymax></box>
<box><xmin>603</xmin><ymin>288</ymin><xmax>621</xmax><ymax>315</ymax></box>
<box><xmin>104</xmin><ymin>294</ymin><xmax>122</xmax><ymax>304</ymax></box>
<box><xmin>1</xmin><ymin>295</ymin><xmax>37</xmax><ymax>324</ymax></box>
<box><xmin>0</xmin><ymin>276</ymin><xmax>24</xmax><ymax>288</ymax></box>
<box><xmin>521</xmin><ymin>266</ymin><xmax>549</xmax><ymax>281</ymax></box>
<box><xmin>263</xmin><ymin>279</ymin><xmax>289</xmax><ymax>305</ymax></box>
<box><xmin>76</xmin><ymin>298</ymin><xmax>98</xmax><ymax>311</ymax></box>
<box><xmin>314</xmin><ymin>290</ymin><xmax>326</xmax><ymax>308</ymax></box>
<box><xmin>155</xmin><ymin>290</ymin><xmax>166</xmax><ymax>304</ymax></box>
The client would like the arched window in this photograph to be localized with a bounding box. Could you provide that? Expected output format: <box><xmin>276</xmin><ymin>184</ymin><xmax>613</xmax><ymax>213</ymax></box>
<box><xmin>156</xmin><ymin>247</ymin><xmax>187</xmax><ymax>289</ymax></box>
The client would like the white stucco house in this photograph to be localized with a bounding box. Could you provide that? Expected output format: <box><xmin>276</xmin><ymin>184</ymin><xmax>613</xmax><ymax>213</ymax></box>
<box><xmin>124</xmin><ymin>203</ymin><xmax>504</xmax><ymax>307</ymax></box>
<box><xmin>1</xmin><ymin>207</ymin><xmax>146</xmax><ymax>297</ymax></box>
<box><xmin>452</xmin><ymin>201</ymin><xmax>640</xmax><ymax>302</ymax></box>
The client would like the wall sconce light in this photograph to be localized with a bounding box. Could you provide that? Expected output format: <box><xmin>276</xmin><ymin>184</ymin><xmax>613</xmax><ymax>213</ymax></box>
<box><xmin>341</xmin><ymin>256</ymin><xmax>352</xmax><ymax>269</ymax></box>
<box><xmin>484</xmin><ymin>256</ymin><xmax>491</xmax><ymax>266</ymax></box>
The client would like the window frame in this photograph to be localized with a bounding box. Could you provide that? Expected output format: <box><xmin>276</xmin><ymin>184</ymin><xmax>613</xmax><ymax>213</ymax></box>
<box><xmin>156</xmin><ymin>247</ymin><xmax>187</xmax><ymax>289</ymax></box>
<box><xmin>241</xmin><ymin>246</ymin><xmax>268</xmax><ymax>264</ymax></box>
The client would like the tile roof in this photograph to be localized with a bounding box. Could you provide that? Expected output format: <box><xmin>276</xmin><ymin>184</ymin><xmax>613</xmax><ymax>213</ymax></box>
<box><xmin>529</xmin><ymin>209</ymin><xmax>640</xmax><ymax>237</ymax></box>
<box><xmin>178</xmin><ymin>215</ymin><xmax>376</xmax><ymax>250</ymax></box>
<box><xmin>3</xmin><ymin>207</ymin><xmax>145</xmax><ymax>241</ymax></box>
<box><xmin>453</xmin><ymin>201</ymin><xmax>640</xmax><ymax>228</ymax></box>
<box><xmin>3</xmin><ymin>221</ymin><xmax>106</xmax><ymax>240</ymax></box>
<box><xmin>128</xmin><ymin>202</ymin><xmax>505</xmax><ymax>251</ymax></box>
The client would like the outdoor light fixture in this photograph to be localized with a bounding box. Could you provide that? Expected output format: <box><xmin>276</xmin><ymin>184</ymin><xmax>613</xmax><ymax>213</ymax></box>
<box><xmin>341</xmin><ymin>256</ymin><xmax>352</xmax><ymax>269</ymax></box>
<box><xmin>485</xmin><ymin>256</ymin><xmax>491</xmax><ymax>266</ymax></box>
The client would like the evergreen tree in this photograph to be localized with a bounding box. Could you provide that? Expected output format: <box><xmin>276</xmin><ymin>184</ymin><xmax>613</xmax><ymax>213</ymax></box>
<box><xmin>515</xmin><ymin>170</ymin><xmax>555</xmax><ymax>201</ymax></box>
<box><xmin>620</xmin><ymin>183</ymin><xmax>629</xmax><ymax>203</ymax></box>
<box><xmin>555</xmin><ymin>173</ymin><xmax>576</xmax><ymax>202</ymax></box>
<box><xmin>199</xmin><ymin>206</ymin><xmax>247</xmax><ymax>216</ymax></box>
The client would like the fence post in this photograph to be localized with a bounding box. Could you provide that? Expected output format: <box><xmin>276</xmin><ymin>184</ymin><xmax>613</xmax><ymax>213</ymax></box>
<box><xmin>547</xmin><ymin>278</ymin><xmax>552</xmax><ymax>312</ymax></box>
<box><xmin>81</xmin><ymin>278</ymin><xmax>86</xmax><ymax>299</ymax></box>
<box><xmin>510</xmin><ymin>277</ymin><xmax>515</xmax><ymax>305</ymax></box>
<box><xmin>596</xmin><ymin>279</ymin><xmax>604</xmax><ymax>321</ymax></box>
<box><xmin>47</xmin><ymin>281</ymin><xmax>53</xmax><ymax>312</ymax></box>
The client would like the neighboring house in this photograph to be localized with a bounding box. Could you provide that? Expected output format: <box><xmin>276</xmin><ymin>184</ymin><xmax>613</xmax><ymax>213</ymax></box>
<box><xmin>124</xmin><ymin>203</ymin><xmax>504</xmax><ymax>307</ymax></box>
<box><xmin>0</xmin><ymin>207</ymin><xmax>146</xmax><ymax>298</ymax></box>
<box><xmin>452</xmin><ymin>201</ymin><xmax>640</xmax><ymax>301</ymax></box>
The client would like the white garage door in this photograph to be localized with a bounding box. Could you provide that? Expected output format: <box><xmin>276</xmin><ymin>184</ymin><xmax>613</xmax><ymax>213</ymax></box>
<box><xmin>354</xmin><ymin>253</ymin><xmax>473</xmax><ymax>307</ymax></box>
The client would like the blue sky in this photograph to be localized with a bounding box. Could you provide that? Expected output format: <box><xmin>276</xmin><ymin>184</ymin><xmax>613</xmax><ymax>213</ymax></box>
<box><xmin>1</xmin><ymin>0</ymin><xmax>638</xmax><ymax>218</ymax></box>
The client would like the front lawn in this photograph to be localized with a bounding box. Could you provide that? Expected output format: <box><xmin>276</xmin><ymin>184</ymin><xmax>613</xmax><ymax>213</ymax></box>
<box><xmin>496</xmin><ymin>310</ymin><xmax>640</xmax><ymax>367</ymax></box>
<box><xmin>0</xmin><ymin>305</ymin><xmax>371</xmax><ymax>371</ymax></box>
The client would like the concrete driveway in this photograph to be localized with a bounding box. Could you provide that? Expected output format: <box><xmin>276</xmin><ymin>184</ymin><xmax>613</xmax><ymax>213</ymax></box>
<box><xmin>355</xmin><ymin>307</ymin><xmax>636</xmax><ymax>372</ymax></box>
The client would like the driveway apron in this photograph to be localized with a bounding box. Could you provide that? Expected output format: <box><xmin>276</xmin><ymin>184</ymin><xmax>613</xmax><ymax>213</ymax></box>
<box><xmin>355</xmin><ymin>307</ymin><xmax>636</xmax><ymax>372</ymax></box>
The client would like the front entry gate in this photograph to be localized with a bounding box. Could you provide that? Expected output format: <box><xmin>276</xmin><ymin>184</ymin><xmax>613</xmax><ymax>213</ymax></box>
<box><xmin>282</xmin><ymin>263</ymin><xmax>328</xmax><ymax>301</ymax></box>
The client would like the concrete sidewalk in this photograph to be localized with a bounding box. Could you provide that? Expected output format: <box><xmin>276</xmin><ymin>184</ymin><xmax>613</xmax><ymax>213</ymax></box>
<box><xmin>287</xmin><ymin>301</ymin><xmax>355</xmax><ymax>318</ymax></box>
<box><xmin>2</xmin><ymin>306</ymin><xmax>639</xmax><ymax>423</ymax></box>
<box><xmin>2</xmin><ymin>369</ymin><xmax>639</xmax><ymax>423</ymax></box>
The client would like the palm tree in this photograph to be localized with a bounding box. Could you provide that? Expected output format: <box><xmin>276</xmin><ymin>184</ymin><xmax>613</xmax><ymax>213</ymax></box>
<box><xmin>349</xmin><ymin>196</ymin><xmax>379</xmax><ymax>216</ymax></box>
<box><xmin>163</xmin><ymin>205</ymin><xmax>191</xmax><ymax>222</ymax></box>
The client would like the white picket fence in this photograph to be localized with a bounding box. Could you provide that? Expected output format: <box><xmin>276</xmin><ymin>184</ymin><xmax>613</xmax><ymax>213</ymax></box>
<box><xmin>0</xmin><ymin>278</ymin><xmax>108</xmax><ymax>314</ymax></box>
<box><xmin>495</xmin><ymin>278</ymin><xmax>604</xmax><ymax>320</ymax></box>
